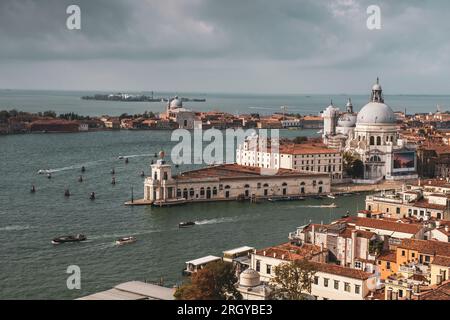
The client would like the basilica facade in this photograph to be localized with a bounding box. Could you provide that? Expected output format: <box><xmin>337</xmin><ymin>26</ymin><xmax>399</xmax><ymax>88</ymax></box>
<box><xmin>322</xmin><ymin>79</ymin><xmax>418</xmax><ymax>183</ymax></box>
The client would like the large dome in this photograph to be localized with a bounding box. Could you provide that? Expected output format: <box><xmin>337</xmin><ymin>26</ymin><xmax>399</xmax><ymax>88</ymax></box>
<box><xmin>357</xmin><ymin>102</ymin><xmax>396</xmax><ymax>125</ymax></box>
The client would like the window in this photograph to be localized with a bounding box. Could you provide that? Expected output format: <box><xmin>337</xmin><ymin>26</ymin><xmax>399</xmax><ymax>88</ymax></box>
<box><xmin>396</xmin><ymin>207</ymin><xmax>400</xmax><ymax>214</ymax></box>
<box><xmin>354</xmin><ymin>261</ymin><xmax>362</xmax><ymax>269</ymax></box>
<box><xmin>355</xmin><ymin>285</ymin><xmax>361</xmax><ymax>294</ymax></box>
<box><xmin>344</xmin><ymin>282</ymin><xmax>350</xmax><ymax>292</ymax></box>
<box><xmin>163</xmin><ymin>172</ymin><xmax>168</xmax><ymax>180</ymax></box>
<box><xmin>189</xmin><ymin>188</ymin><xmax>194</xmax><ymax>197</ymax></box>
<box><xmin>399</xmin><ymin>290</ymin><xmax>403</xmax><ymax>298</ymax></box>
<box><xmin>256</xmin><ymin>260</ymin><xmax>260</xmax><ymax>272</ymax></box>
<box><xmin>401</xmin><ymin>250</ymin><xmax>406</xmax><ymax>257</ymax></box>
<box><xmin>314</xmin><ymin>276</ymin><xmax>319</xmax><ymax>285</ymax></box>
<box><xmin>324</xmin><ymin>278</ymin><xmax>329</xmax><ymax>287</ymax></box>
<box><xmin>386</xmin><ymin>262</ymin><xmax>391</xmax><ymax>270</ymax></box>
<box><xmin>411</xmin><ymin>252</ymin><xmax>415</xmax><ymax>258</ymax></box>
<box><xmin>200</xmin><ymin>187</ymin><xmax>205</xmax><ymax>196</ymax></box>
<box><xmin>334</xmin><ymin>280</ymin><xmax>339</xmax><ymax>290</ymax></box>
<box><xmin>266</xmin><ymin>265</ymin><xmax>272</xmax><ymax>275</ymax></box>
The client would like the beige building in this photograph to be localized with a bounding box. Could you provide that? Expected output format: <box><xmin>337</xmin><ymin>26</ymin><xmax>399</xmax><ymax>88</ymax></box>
<box><xmin>250</xmin><ymin>243</ymin><xmax>377</xmax><ymax>300</ymax></box>
<box><xmin>143</xmin><ymin>160</ymin><xmax>331</xmax><ymax>206</ymax></box>
<box><xmin>236</xmin><ymin>134</ymin><xmax>343</xmax><ymax>183</ymax></box>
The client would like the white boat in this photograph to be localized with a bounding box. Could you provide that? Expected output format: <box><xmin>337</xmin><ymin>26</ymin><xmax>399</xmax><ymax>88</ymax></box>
<box><xmin>327</xmin><ymin>194</ymin><xmax>336</xmax><ymax>199</ymax></box>
<box><xmin>116</xmin><ymin>236</ymin><xmax>137</xmax><ymax>245</ymax></box>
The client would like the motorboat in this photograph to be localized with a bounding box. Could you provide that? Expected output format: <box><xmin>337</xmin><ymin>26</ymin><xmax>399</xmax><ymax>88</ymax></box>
<box><xmin>327</xmin><ymin>194</ymin><xmax>336</xmax><ymax>199</ymax></box>
<box><xmin>118</xmin><ymin>156</ymin><xmax>124</xmax><ymax>160</ymax></box>
<box><xmin>179</xmin><ymin>221</ymin><xmax>196</xmax><ymax>228</ymax></box>
<box><xmin>52</xmin><ymin>234</ymin><xmax>86</xmax><ymax>245</ymax></box>
<box><xmin>115</xmin><ymin>236</ymin><xmax>137</xmax><ymax>246</ymax></box>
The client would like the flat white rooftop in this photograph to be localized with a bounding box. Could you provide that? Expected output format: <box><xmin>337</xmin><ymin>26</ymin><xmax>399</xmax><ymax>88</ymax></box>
<box><xmin>77</xmin><ymin>281</ymin><xmax>174</xmax><ymax>300</ymax></box>
<box><xmin>186</xmin><ymin>255</ymin><xmax>221</xmax><ymax>266</ymax></box>
<box><xmin>223</xmin><ymin>246</ymin><xmax>254</xmax><ymax>255</ymax></box>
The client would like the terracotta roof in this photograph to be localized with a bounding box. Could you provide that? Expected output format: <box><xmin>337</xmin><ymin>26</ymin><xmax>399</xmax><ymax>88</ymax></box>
<box><xmin>343</xmin><ymin>217</ymin><xmax>423</xmax><ymax>235</ymax></box>
<box><xmin>377</xmin><ymin>251</ymin><xmax>397</xmax><ymax>263</ymax></box>
<box><xmin>279</xmin><ymin>143</ymin><xmax>340</xmax><ymax>155</ymax></box>
<box><xmin>399</xmin><ymin>239</ymin><xmax>450</xmax><ymax>256</ymax></box>
<box><xmin>418</xmin><ymin>281</ymin><xmax>450</xmax><ymax>300</ymax></box>
<box><xmin>412</xmin><ymin>199</ymin><xmax>447</xmax><ymax>211</ymax></box>
<box><xmin>254</xmin><ymin>243</ymin><xmax>324</xmax><ymax>261</ymax></box>
<box><xmin>432</xmin><ymin>255</ymin><xmax>450</xmax><ymax>267</ymax></box>
<box><xmin>310</xmin><ymin>262</ymin><xmax>374</xmax><ymax>280</ymax></box>
<box><xmin>174</xmin><ymin>164</ymin><xmax>328</xmax><ymax>181</ymax></box>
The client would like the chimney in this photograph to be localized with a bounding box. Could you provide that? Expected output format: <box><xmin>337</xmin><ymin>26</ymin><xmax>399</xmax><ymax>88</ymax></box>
<box><xmin>311</xmin><ymin>224</ymin><xmax>316</xmax><ymax>245</ymax></box>
<box><xmin>351</xmin><ymin>230</ymin><xmax>357</xmax><ymax>266</ymax></box>
<box><xmin>263</xmin><ymin>251</ymin><xmax>266</xmax><ymax>256</ymax></box>
<box><xmin>273</xmin><ymin>253</ymin><xmax>277</xmax><ymax>258</ymax></box>
<box><xmin>281</xmin><ymin>254</ymin><xmax>285</xmax><ymax>260</ymax></box>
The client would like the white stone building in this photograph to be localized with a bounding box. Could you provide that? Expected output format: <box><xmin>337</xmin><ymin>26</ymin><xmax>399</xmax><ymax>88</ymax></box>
<box><xmin>236</xmin><ymin>134</ymin><xmax>344</xmax><ymax>182</ymax></box>
<box><xmin>322</xmin><ymin>79</ymin><xmax>419</xmax><ymax>183</ymax></box>
<box><xmin>143</xmin><ymin>160</ymin><xmax>331</xmax><ymax>205</ymax></box>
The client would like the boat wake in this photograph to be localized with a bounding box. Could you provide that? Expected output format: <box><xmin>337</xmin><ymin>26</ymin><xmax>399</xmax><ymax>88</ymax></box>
<box><xmin>195</xmin><ymin>217</ymin><xmax>240</xmax><ymax>225</ymax></box>
<box><xmin>39</xmin><ymin>159</ymin><xmax>108</xmax><ymax>174</ymax></box>
<box><xmin>117</xmin><ymin>153</ymin><xmax>154</xmax><ymax>159</ymax></box>
<box><xmin>0</xmin><ymin>225</ymin><xmax>32</xmax><ymax>231</ymax></box>
<box><xmin>293</xmin><ymin>204</ymin><xmax>338</xmax><ymax>209</ymax></box>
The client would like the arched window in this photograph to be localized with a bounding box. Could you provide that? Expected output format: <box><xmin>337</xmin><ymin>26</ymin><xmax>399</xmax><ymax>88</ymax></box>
<box><xmin>189</xmin><ymin>188</ymin><xmax>194</xmax><ymax>197</ymax></box>
<box><xmin>318</xmin><ymin>181</ymin><xmax>323</xmax><ymax>185</ymax></box>
<box><xmin>282</xmin><ymin>182</ymin><xmax>288</xmax><ymax>186</ymax></box>
<box><xmin>244</xmin><ymin>184</ymin><xmax>250</xmax><ymax>188</ymax></box>
<box><xmin>263</xmin><ymin>183</ymin><xmax>269</xmax><ymax>188</ymax></box>
<box><xmin>213</xmin><ymin>186</ymin><xmax>217</xmax><ymax>195</ymax></box>
<box><xmin>300</xmin><ymin>182</ymin><xmax>306</xmax><ymax>186</ymax></box>
<box><xmin>376</xmin><ymin>136</ymin><xmax>381</xmax><ymax>145</ymax></box>
<box><xmin>177</xmin><ymin>189</ymin><xmax>182</xmax><ymax>197</ymax></box>
<box><xmin>225</xmin><ymin>185</ymin><xmax>231</xmax><ymax>189</ymax></box>
<box><xmin>370</xmin><ymin>136</ymin><xmax>375</xmax><ymax>145</ymax></box>
<box><xmin>200</xmin><ymin>187</ymin><xmax>205</xmax><ymax>196</ymax></box>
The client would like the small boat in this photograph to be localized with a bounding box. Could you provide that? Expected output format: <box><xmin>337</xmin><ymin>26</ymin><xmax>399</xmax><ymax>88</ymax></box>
<box><xmin>52</xmin><ymin>234</ymin><xmax>86</xmax><ymax>245</ymax></box>
<box><xmin>179</xmin><ymin>221</ymin><xmax>195</xmax><ymax>228</ymax></box>
<box><xmin>111</xmin><ymin>177</ymin><xmax>116</xmax><ymax>185</ymax></box>
<box><xmin>90</xmin><ymin>192</ymin><xmax>96</xmax><ymax>200</ymax></box>
<box><xmin>38</xmin><ymin>169</ymin><xmax>49</xmax><ymax>175</ymax></box>
<box><xmin>64</xmin><ymin>189</ymin><xmax>71</xmax><ymax>197</ymax></box>
<box><xmin>30</xmin><ymin>185</ymin><xmax>36</xmax><ymax>193</ymax></box>
<box><xmin>125</xmin><ymin>158</ymin><xmax>129</xmax><ymax>164</ymax></box>
<box><xmin>323</xmin><ymin>203</ymin><xmax>338</xmax><ymax>208</ymax></box>
<box><xmin>81</xmin><ymin>166</ymin><xmax>86</xmax><ymax>173</ymax></box>
<box><xmin>118</xmin><ymin>156</ymin><xmax>124</xmax><ymax>160</ymax></box>
<box><xmin>140</xmin><ymin>171</ymin><xmax>145</xmax><ymax>177</ymax></box>
<box><xmin>111</xmin><ymin>168</ymin><xmax>115</xmax><ymax>175</ymax></box>
<box><xmin>115</xmin><ymin>236</ymin><xmax>137</xmax><ymax>246</ymax></box>
<box><xmin>327</xmin><ymin>194</ymin><xmax>336</xmax><ymax>199</ymax></box>
<box><xmin>47</xmin><ymin>173</ymin><xmax>52</xmax><ymax>179</ymax></box>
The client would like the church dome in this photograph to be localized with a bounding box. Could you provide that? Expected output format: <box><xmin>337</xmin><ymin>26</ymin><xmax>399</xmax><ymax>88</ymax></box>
<box><xmin>170</xmin><ymin>96</ymin><xmax>183</xmax><ymax>109</ymax></box>
<box><xmin>239</xmin><ymin>268</ymin><xmax>260</xmax><ymax>287</ymax></box>
<box><xmin>357</xmin><ymin>78</ymin><xmax>396</xmax><ymax>125</ymax></box>
<box><xmin>357</xmin><ymin>102</ymin><xmax>396</xmax><ymax>125</ymax></box>
<box><xmin>338</xmin><ymin>113</ymin><xmax>357</xmax><ymax>127</ymax></box>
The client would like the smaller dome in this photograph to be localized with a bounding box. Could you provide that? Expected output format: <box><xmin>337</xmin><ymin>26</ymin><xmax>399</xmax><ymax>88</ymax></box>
<box><xmin>170</xmin><ymin>96</ymin><xmax>183</xmax><ymax>109</ymax></box>
<box><xmin>338</xmin><ymin>113</ymin><xmax>357</xmax><ymax>127</ymax></box>
<box><xmin>239</xmin><ymin>268</ymin><xmax>260</xmax><ymax>287</ymax></box>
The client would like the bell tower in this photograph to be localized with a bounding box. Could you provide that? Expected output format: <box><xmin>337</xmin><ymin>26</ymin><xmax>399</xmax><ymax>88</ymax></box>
<box><xmin>145</xmin><ymin>151</ymin><xmax>173</xmax><ymax>202</ymax></box>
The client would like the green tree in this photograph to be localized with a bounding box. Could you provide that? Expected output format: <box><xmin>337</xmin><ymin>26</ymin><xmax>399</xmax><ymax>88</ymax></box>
<box><xmin>175</xmin><ymin>261</ymin><xmax>242</xmax><ymax>300</ymax></box>
<box><xmin>343</xmin><ymin>152</ymin><xmax>364</xmax><ymax>179</ymax></box>
<box><xmin>292</xmin><ymin>136</ymin><xmax>308</xmax><ymax>144</ymax></box>
<box><xmin>269</xmin><ymin>259</ymin><xmax>317</xmax><ymax>300</ymax></box>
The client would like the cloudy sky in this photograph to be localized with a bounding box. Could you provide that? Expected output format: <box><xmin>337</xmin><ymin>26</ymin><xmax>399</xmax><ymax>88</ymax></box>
<box><xmin>1</xmin><ymin>0</ymin><xmax>449</xmax><ymax>94</ymax></box>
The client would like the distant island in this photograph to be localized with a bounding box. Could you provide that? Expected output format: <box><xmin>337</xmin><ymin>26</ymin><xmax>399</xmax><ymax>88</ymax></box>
<box><xmin>81</xmin><ymin>92</ymin><xmax>206</xmax><ymax>103</ymax></box>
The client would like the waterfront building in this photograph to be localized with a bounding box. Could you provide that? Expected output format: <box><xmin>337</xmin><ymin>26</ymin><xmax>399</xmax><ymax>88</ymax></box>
<box><xmin>161</xmin><ymin>96</ymin><xmax>201</xmax><ymax>130</ymax></box>
<box><xmin>250</xmin><ymin>243</ymin><xmax>377</xmax><ymax>300</ymax></box>
<box><xmin>143</xmin><ymin>160</ymin><xmax>331</xmax><ymax>206</ymax></box>
<box><xmin>322</xmin><ymin>79</ymin><xmax>419</xmax><ymax>183</ymax></box>
<box><xmin>236</xmin><ymin>134</ymin><xmax>343</xmax><ymax>183</ymax></box>
<box><xmin>183</xmin><ymin>256</ymin><xmax>222</xmax><ymax>275</ymax></box>
<box><xmin>417</xmin><ymin>144</ymin><xmax>450</xmax><ymax>178</ymax></box>
<box><xmin>364</xmin><ymin>181</ymin><xmax>450</xmax><ymax>220</ymax></box>
<box><xmin>288</xmin><ymin>222</ymin><xmax>379</xmax><ymax>272</ymax></box>
<box><xmin>223</xmin><ymin>246</ymin><xmax>254</xmax><ymax>273</ymax></box>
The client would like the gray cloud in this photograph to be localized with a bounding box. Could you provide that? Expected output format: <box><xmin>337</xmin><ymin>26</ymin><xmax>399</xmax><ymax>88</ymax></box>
<box><xmin>0</xmin><ymin>0</ymin><xmax>450</xmax><ymax>93</ymax></box>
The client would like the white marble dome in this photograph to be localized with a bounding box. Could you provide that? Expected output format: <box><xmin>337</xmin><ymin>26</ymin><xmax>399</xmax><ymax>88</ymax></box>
<box><xmin>170</xmin><ymin>96</ymin><xmax>183</xmax><ymax>109</ymax></box>
<box><xmin>239</xmin><ymin>268</ymin><xmax>260</xmax><ymax>287</ymax></box>
<box><xmin>357</xmin><ymin>102</ymin><xmax>396</xmax><ymax>125</ymax></box>
<box><xmin>338</xmin><ymin>113</ymin><xmax>357</xmax><ymax>127</ymax></box>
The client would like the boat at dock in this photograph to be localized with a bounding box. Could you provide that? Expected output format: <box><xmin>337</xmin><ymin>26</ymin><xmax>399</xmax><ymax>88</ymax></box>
<box><xmin>268</xmin><ymin>196</ymin><xmax>306</xmax><ymax>202</ymax></box>
<box><xmin>179</xmin><ymin>221</ymin><xmax>195</xmax><ymax>228</ymax></box>
<box><xmin>52</xmin><ymin>234</ymin><xmax>86</xmax><ymax>245</ymax></box>
<box><xmin>327</xmin><ymin>194</ymin><xmax>336</xmax><ymax>199</ymax></box>
<box><xmin>115</xmin><ymin>236</ymin><xmax>137</xmax><ymax>246</ymax></box>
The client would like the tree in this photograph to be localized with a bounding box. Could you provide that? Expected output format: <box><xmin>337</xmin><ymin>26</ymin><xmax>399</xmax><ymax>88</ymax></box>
<box><xmin>43</xmin><ymin>110</ymin><xmax>57</xmax><ymax>118</ymax></box>
<box><xmin>174</xmin><ymin>261</ymin><xmax>242</xmax><ymax>300</ymax></box>
<box><xmin>292</xmin><ymin>136</ymin><xmax>308</xmax><ymax>144</ymax></box>
<box><xmin>343</xmin><ymin>152</ymin><xmax>364</xmax><ymax>179</ymax></box>
<box><xmin>269</xmin><ymin>259</ymin><xmax>317</xmax><ymax>300</ymax></box>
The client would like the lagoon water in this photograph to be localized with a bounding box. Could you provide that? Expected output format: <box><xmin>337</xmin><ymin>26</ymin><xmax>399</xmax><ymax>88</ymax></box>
<box><xmin>0</xmin><ymin>90</ymin><xmax>446</xmax><ymax>299</ymax></box>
